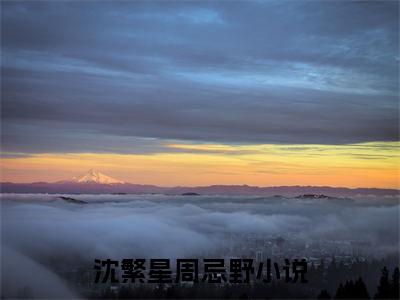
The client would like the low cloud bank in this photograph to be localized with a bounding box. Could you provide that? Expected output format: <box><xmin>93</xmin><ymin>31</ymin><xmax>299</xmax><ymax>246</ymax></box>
<box><xmin>1</xmin><ymin>194</ymin><xmax>399</xmax><ymax>297</ymax></box>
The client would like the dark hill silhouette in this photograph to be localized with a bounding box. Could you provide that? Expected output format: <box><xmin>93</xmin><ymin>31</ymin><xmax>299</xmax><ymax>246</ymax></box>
<box><xmin>1</xmin><ymin>181</ymin><xmax>398</xmax><ymax>197</ymax></box>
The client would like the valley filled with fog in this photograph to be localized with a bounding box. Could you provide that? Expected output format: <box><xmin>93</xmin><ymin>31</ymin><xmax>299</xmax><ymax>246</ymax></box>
<box><xmin>1</xmin><ymin>193</ymin><xmax>399</xmax><ymax>298</ymax></box>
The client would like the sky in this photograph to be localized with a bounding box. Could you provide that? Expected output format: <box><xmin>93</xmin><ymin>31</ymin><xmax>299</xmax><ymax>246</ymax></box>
<box><xmin>1</xmin><ymin>1</ymin><xmax>399</xmax><ymax>187</ymax></box>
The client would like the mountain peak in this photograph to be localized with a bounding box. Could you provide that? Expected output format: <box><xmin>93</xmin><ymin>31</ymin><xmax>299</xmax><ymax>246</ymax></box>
<box><xmin>72</xmin><ymin>169</ymin><xmax>125</xmax><ymax>184</ymax></box>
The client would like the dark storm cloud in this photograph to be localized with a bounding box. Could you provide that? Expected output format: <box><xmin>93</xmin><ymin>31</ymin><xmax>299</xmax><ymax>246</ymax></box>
<box><xmin>1</xmin><ymin>1</ymin><xmax>398</xmax><ymax>153</ymax></box>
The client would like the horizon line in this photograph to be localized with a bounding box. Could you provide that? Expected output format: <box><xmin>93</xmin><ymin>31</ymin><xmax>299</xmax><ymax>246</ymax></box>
<box><xmin>1</xmin><ymin>181</ymin><xmax>399</xmax><ymax>191</ymax></box>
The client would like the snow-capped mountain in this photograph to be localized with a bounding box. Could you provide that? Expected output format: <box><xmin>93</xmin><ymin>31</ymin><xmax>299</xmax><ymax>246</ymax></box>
<box><xmin>71</xmin><ymin>169</ymin><xmax>125</xmax><ymax>184</ymax></box>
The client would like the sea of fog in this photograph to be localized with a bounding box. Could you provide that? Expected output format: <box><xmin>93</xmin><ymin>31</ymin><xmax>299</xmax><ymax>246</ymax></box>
<box><xmin>1</xmin><ymin>193</ymin><xmax>399</xmax><ymax>298</ymax></box>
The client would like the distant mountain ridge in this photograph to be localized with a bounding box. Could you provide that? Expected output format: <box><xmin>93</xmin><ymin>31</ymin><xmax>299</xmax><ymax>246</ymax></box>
<box><xmin>2</xmin><ymin>169</ymin><xmax>398</xmax><ymax>196</ymax></box>
<box><xmin>1</xmin><ymin>175</ymin><xmax>398</xmax><ymax>198</ymax></box>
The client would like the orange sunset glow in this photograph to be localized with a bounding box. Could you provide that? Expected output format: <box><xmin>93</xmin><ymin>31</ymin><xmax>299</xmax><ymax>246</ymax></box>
<box><xmin>2</xmin><ymin>142</ymin><xmax>399</xmax><ymax>188</ymax></box>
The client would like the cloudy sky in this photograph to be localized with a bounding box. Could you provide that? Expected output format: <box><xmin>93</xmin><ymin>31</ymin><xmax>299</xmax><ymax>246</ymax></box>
<box><xmin>1</xmin><ymin>1</ymin><xmax>399</xmax><ymax>187</ymax></box>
